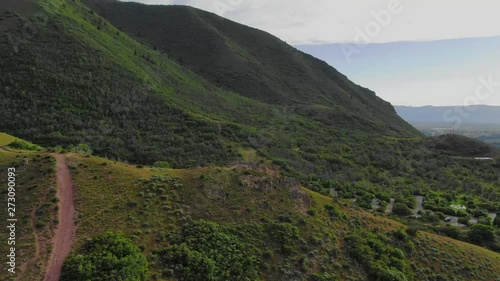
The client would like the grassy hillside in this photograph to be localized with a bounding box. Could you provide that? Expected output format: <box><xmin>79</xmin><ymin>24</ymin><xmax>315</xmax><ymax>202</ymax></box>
<box><xmin>27</xmin><ymin>152</ymin><xmax>500</xmax><ymax>280</ymax></box>
<box><xmin>0</xmin><ymin>151</ymin><xmax>58</xmax><ymax>281</ymax></box>
<box><xmin>0</xmin><ymin>132</ymin><xmax>16</xmax><ymax>146</ymax></box>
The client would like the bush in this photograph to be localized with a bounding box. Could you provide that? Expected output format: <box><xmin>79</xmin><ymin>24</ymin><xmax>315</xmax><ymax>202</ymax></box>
<box><xmin>458</xmin><ymin>217</ymin><xmax>469</xmax><ymax>225</ymax></box>
<box><xmin>324</xmin><ymin>203</ymin><xmax>342</xmax><ymax>219</ymax></box>
<box><xmin>468</xmin><ymin>224</ymin><xmax>495</xmax><ymax>244</ymax></box>
<box><xmin>494</xmin><ymin>212</ymin><xmax>500</xmax><ymax>227</ymax></box>
<box><xmin>436</xmin><ymin>225</ymin><xmax>460</xmax><ymax>239</ymax></box>
<box><xmin>392</xmin><ymin>203</ymin><xmax>412</xmax><ymax>216</ymax></box>
<box><xmin>8</xmin><ymin>139</ymin><xmax>42</xmax><ymax>151</ymax></box>
<box><xmin>345</xmin><ymin>230</ymin><xmax>412</xmax><ymax>281</ymax></box>
<box><xmin>265</xmin><ymin>221</ymin><xmax>300</xmax><ymax>254</ymax></box>
<box><xmin>61</xmin><ymin>232</ymin><xmax>148</xmax><ymax>281</ymax></box>
<box><xmin>405</xmin><ymin>226</ymin><xmax>419</xmax><ymax>237</ymax></box>
<box><xmin>155</xmin><ymin>220</ymin><xmax>260</xmax><ymax>281</ymax></box>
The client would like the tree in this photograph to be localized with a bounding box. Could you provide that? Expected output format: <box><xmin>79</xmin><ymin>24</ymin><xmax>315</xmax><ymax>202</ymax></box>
<box><xmin>493</xmin><ymin>212</ymin><xmax>500</xmax><ymax>228</ymax></box>
<box><xmin>154</xmin><ymin>220</ymin><xmax>260</xmax><ymax>281</ymax></box>
<box><xmin>392</xmin><ymin>203</ymin><xmax>412</xmax><ymax>216</ymax></box>
<box><xmin>468</xmin><ymin>224</ymin><xmax>495</xmax><ymax>244</ymax></box>
<box><xmin>61</xmin><ymin>232</ymin><xmax>148</xmax><ymax>281</ymax></box>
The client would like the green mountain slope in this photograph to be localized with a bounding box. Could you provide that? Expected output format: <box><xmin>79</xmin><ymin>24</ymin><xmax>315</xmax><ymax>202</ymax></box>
<box><xmin>84</xmin><ymin>0</ymin><xmax>418</xmax><ymax>136</ymax></box>
<box><xmin>0</xmin><ymin>0</ymin><xmax>421</xmax><ymax>176</ymax></box>
<box><xmin>1</xmin><ymin>0</ymin><xmax>244</xmax><ymax>166</ymax></box>
<box><xmin>0</xmin><ymin>0</ymin><xmax>417</xmax><ymax>169</ymax></box>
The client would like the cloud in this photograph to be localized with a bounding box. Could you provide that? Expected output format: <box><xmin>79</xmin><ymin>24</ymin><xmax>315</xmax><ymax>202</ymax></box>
<box><xmin>122</xmin><ymin>0</ymin><xmax>500</xmax><ymax>44</ymax></box>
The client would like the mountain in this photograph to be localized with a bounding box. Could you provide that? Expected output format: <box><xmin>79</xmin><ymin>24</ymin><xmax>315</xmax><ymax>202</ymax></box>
<box><xmin>0</xmin><ymin>0</ymin><xmax>419</xmax><ymax>176</ymax></box>
<box><xmin>1</xmin><ymin>0</ymin><xmax>500</xmax><ymax>280</ymax></box>
<box><xmin>395</xmin><ymin>105</ymin><xmax>500</xmax><ymax>125</ymax></box>
<box><xmin>83</xmin><ymin>0</ymin><xmax>409</xmax><ymax>125</ymax></box>
<box><xmin>86</xmin><ymin>0</ymin><xmax>420</xmax><ymax>136</ymax></box>
<box><xmin>0</xmin><ymin>0</ymin><xmax>419</xmax><ymax>167</ymax></box>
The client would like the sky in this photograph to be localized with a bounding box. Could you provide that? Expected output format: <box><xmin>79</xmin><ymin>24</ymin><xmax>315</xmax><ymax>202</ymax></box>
<box><xmin>123</xmin><ymin>0</ymin><xmax>500</xmax><ymax>106</ymax></box>
<box><xmin>297</xmin><ymin>38</ymin><xmax>500</xmax><ymax>106</ymax></box>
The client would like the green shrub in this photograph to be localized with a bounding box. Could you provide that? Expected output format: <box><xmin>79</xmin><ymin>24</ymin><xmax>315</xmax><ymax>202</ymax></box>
<box><xmin>153</xmin><ymin>161</ymin><xmax>171</xmax><ymax>168</ymax></box>
<box><xmin>307</xmin><ymin>208</ymin><xmax>317</xmax><ymax>216</ymax></box>
<box><xmin>405</xmin><ymin>226</ymin><xmax>419</xmax><ymax>237</ymax></box>
<box><xmin>345</xmin><ymin>230</ymin><xmax>412</xmax><ymax>281</ymax></box>
<box><xmin>155</xmin><ymin>220</ymin><xmax>260</xmax><ymax>281</ymax></box>
<box><xmin>392</xmin><ymin>203</ymin><xmax>412</xmax><ymax>216</ymax></box>
<box><xmin>324</xmin><ymin>203</ymin><xmax>342</xmax><ymax>219</ymax></box>
<box><xmin>468</xmin><ymin>224</ymin><xmax>495</xmax><ymax>244</ymax></box>
<box><xmin>265</xmin><ymin>221</ymin><xmax>300</xmax><ymax>254</ymax></box>
<box><xmin>61</xmin><ymin>232</ymin><xmax>148</xmax><ymax>281</ymax></box>
<box><xmin>8</xmin><ymin>139</ymin><xmax>42</xmax><ymax>151</ymax></box>
<box><xmin>458</xmin><ymin>217</ymin><xmax>469</xmax><ymax>225</ymax></box>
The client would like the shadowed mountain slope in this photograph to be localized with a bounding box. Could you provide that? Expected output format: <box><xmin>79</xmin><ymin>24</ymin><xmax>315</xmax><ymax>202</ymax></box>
<box><xmin>83</xmin><ymin>0</ymin><xmax>419</xmax><ymax>136</ymax></box>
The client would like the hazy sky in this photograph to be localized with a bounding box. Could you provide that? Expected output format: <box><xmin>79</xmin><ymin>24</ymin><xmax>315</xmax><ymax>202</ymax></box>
<box><xmin>297</xmin><ymin>37</ymin><xmax>500</xmax><ymax>106</ymax></box>
<box><xmin>123</xmin><ymin>0</ymin><xmax>500</xmax><ymax>106</ymax></box>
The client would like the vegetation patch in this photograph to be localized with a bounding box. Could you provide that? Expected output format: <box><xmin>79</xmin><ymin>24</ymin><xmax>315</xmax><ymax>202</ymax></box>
<box><xmin>8</xmin><ymin>139</ymin><xmax>43</xmax><ymax>151</ymax></box>
<box><xmin>345</xmin><ymin>229</ymin><xmax>413</xmax><ymax>281</ymax></box>
<box><xmin>154</xmin><ymin>220</ymin><xmax>260</xmax><ymax>281</ymax></box>
<box><xmin>61</xmin><ymin>232</ymin><xmax>148</xmax><ymax>281</ymax></box>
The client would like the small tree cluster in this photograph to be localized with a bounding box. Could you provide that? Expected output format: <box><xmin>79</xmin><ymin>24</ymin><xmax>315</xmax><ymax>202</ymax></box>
<box><xmin>61</xmin><ymin>232</ymin><xmax>148</xmax><ymax>281</ymax></box>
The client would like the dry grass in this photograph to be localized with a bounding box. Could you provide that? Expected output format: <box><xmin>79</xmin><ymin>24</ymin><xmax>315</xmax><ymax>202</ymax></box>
<box><xmin>0</xmin><ymin>132</ymin><xmax>15</xmax><ymax>146</ymax></box>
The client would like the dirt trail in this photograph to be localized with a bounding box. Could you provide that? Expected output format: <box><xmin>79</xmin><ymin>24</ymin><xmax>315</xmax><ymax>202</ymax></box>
<box><xmin>43</xmin><ymin>154</ymin><xmax>76</xmax><ymax>281</ymax></box>
<box><xmin>385</xmin><ymin>198</ymin><xmax>395</xmax><ymax>214</ymax></box>
<box><xmin>0</xmin><ymin>147</ymin><xmax>11</xmax><ymax>153</ymax></box>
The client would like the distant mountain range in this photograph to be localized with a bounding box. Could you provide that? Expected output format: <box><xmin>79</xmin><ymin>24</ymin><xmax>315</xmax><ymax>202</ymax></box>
<box><xmin>395</xmin><ymin>105</ymin><xmax>500</xmax><ymax>125</ymax></box>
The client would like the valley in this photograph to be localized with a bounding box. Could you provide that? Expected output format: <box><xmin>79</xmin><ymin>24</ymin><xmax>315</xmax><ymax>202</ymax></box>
<box><xmin>395</xmin><ymin>106</ymin><xmax>500</xmax><ymax>147</ymax></box>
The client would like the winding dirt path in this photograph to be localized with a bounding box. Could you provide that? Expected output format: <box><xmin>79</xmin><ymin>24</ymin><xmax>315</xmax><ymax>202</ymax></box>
<box><xmin>43</xmin><ymin>154</ymin><xmax>76</xmax><ymax>281</ymax></box>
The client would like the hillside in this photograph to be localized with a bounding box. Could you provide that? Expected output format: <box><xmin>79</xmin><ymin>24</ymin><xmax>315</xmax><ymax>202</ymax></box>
<box><xmin>425</xmin><ymin>134</ymin><xmax>498</xmax><ymax>158</ymax></box>
<box><xmin>0</xmin><ymin>0</ymin><xmax>420</xmax><ymax>174</ymax></box>
<box><xmin>1</xmin><ymin>149</ymin><xmax>500</xmax><ymax>280</ymax></box>
<box><xmin>83</xmin><ymin>0</ymin><xmax>417</xmax><ymax>138</ymax></box>
<box><xmin>0</xmin><ymin>132</ymin><xmax>16</xmax><ymax>146</ymax></box>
